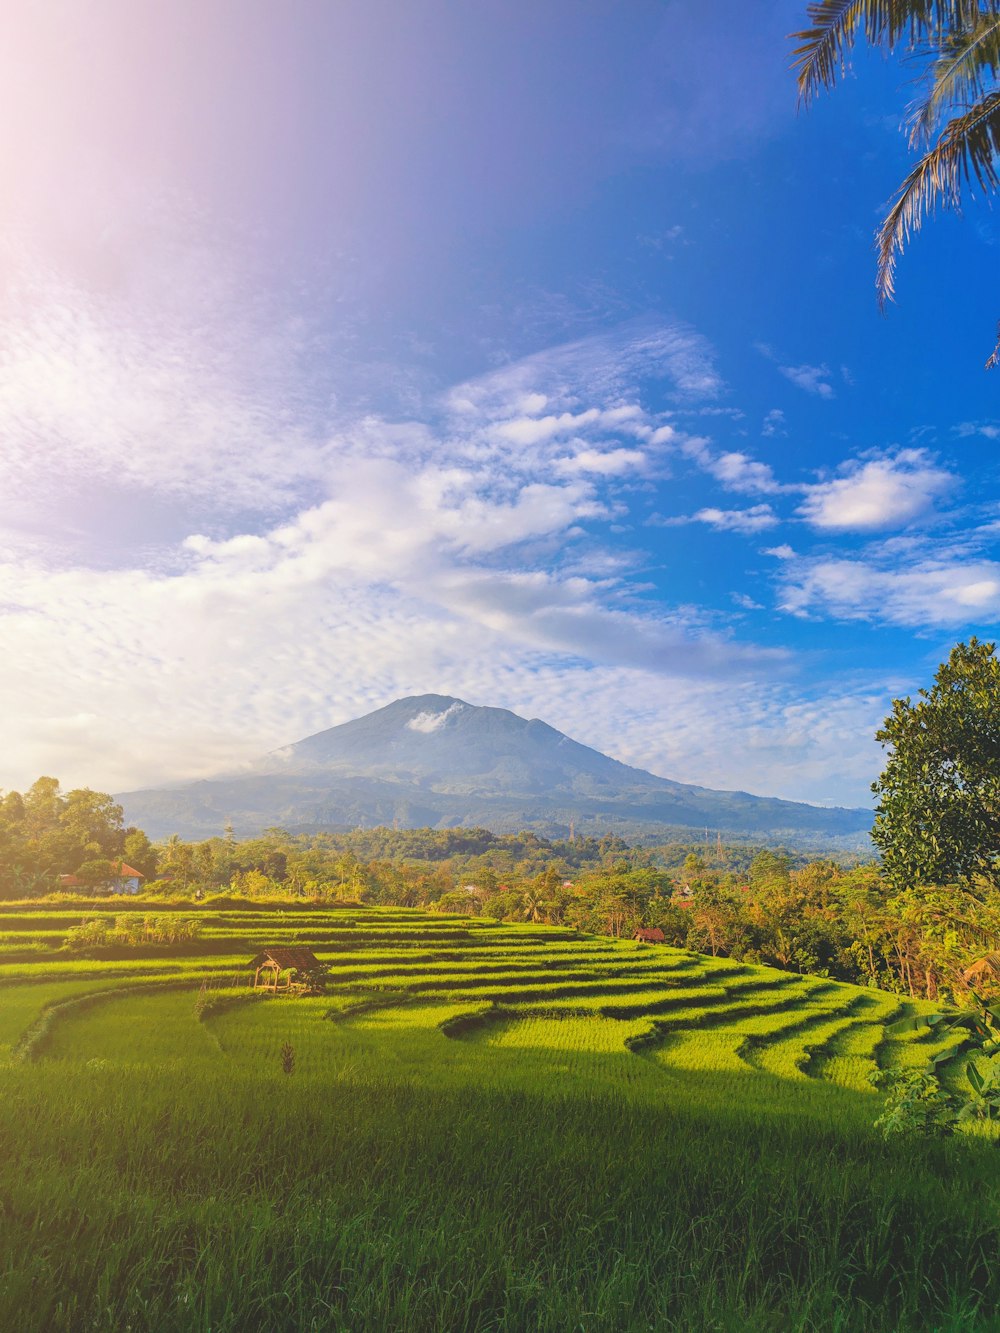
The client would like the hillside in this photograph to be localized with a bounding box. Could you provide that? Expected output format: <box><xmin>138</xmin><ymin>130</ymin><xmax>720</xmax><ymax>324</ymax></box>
<box><xmin>1</xmin><ymin>901</ymin><xmax>995</xmax><ymax>1331</ymax></box>
<box><xmin>119</xmin><ymin>694</ymin><xmax>874</xmax><ymax>845</ymax></box>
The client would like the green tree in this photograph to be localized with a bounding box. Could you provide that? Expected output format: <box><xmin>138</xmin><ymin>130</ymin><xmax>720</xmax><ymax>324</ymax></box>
<box><xmin>123</xmin><ymin>829</ymin><xmax>158</xmax><ymax>880</ymax></box>
<box><xmin>61</xmin><ymin>789</ymin><xmax>125</xmax><ymax>859</ymax></box>
<box><xmin>872</xmin><ymin>638</ymin><xmax>1000</xmax><ymax>888</ymax></box>
<box><xmin>748</xmin><ymin>849</ymin><xmax>791</xmax><ymax>896</ymax></box>
<box><xmin>794</xmin><ymin>1</ymin><xmax>1000</xmax><ymax>364</ymax></box>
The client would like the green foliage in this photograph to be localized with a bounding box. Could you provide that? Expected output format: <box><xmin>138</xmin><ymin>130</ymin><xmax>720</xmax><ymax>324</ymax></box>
<box><xmin>963</xmin><ymin>1052</ymin><xmax>1000</xmax><ymax>1119</ymax></box>
<box><xmin>872</xmin><ymin>639</ymin><xmax>1000</xmax><ymax>888</ymax></box>
<box><xmin>65</xmin><ymin>915</ymin><xmax>202</xmax><ymax>951</ymax></box>
<box><xmin>9</xmin><ymin>763</ymin><xmax>1000</xmax><ymax>1010</ymax></box>
<box><xmin>869</xmin><ymin>1067</ymin><xmax>961</xmax><ymax>1138</ymax></box>
<box><xmin>0</xmin><ymin>778</ymin><xmax>127</xmax><ymax>897</ymax></box>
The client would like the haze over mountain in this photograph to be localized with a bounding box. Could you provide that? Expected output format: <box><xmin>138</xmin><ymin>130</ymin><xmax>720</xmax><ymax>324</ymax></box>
<box><xmin>118</xmin><ymin>695</ymin><xmax>873</xmax><ymax>848</ymax></box>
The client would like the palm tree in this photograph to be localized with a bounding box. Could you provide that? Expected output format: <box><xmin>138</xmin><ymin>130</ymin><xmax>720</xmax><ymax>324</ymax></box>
<box><xmin>793</xmin><ymin>1</ymin><xmax>1000</xmax><ymax>364</ymax></box>
<box><xmin>521</xmin><ymin>886</ymin><xmax>545</xmax><ymax>924</ymax></box>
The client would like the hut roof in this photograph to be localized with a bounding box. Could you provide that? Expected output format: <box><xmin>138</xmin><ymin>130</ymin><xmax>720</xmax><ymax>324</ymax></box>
<box><xmin>249</xmin><ymin>947</ymin><xmax>323</xmax><ymax>971</ymax></box>
<box><xmin>634</xmin><ymin>927</ymin><xmax>666</xmax><ymax>943</ymax></box>
<box><xmin>963</xmin><ymin>953</ymin><xmax>1000</xmax><ymax>984</ymax></box>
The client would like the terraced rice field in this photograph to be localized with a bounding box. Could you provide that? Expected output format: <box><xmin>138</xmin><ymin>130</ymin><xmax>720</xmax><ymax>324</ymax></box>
<box><xmin>1</xmin><ymin>900</ymin><xmax>996</xmax><ymax>1332</ymax></box>
<box><xmin>0</xmin><ymin>903</ymin><xmax>963</xmax><ymax>1091</ymax></box>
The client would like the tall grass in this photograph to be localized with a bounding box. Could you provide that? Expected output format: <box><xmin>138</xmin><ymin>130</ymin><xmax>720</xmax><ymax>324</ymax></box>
<box><xmin>3</xmin><ymin>1054</ymin><xmax>1000</xmax><ymax>1331</ymax></box>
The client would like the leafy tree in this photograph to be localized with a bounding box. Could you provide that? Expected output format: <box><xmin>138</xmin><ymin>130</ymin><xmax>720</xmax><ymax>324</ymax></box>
<box><xmin>74</xmin><ymin>859</ymin><xmax>117</xmax><ymax>888</ymax></box>
<box><xmin>61</xmin><ymin>789</ymin><xmax>125</xmax><ymax>858</ymax></box>
<box><xmin>793</xmin><ymin>0</ymin><xmax>1000</xmax><ymax>364</ymax></box>
<box><xmin>872</xmin><ymin>638</ymin><xmax>1000</xmax><ymax>888</ymax></box>
<box><xmin>748</xmin><ymin>849</ymin><xmax>791</xmax><ymax>896</ymax></box>
<box><xmin>123</xmin><ymin>829</ymin><xmax>158</xmax><ymax>880</ymax></box>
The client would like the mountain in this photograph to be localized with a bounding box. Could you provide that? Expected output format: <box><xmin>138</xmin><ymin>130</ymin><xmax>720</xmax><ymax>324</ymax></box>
<box><xmin>118</xmin><ymin>694</ymin><xmax>874</xmax><ymax>846</ymax></box>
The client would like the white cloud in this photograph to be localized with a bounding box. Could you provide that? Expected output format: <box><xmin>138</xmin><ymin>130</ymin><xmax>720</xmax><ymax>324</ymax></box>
<box><xmin>777</xmin><ymin>552</ymin><xmax>1000</xmax><ymax>626</ymax></box>
<box><xmin>779</xmin><ymin>362</ymin><xmax>835</xmax><ymax>398</ymax></box>
<box><xmin>0</xmin><ymin>249</ymin><xmax>330</xmax><ymax>517</ymax></box>
<box><xmin>446</xmin><ymin>320</ymin><xmax>724</xmax><ymax>422</ymax></box>
<box><xmin>505</xmin><ymin>668</ymin><xmax>888</xmax><ymax>809</ymax></box>
<box><xmin>0</xmin><ymin>505</ymin><xmax>788</xmax><ymax>796</ymax></box>
<box><xmin>495</xmin><ymin>409</ymin><xmax>601</xmax><ymax>446</ymax></box>
<box><xmin>0</xmin><ymin>536</ymin><xmax>886</xmax><ymax>807</ymax></box>
<box><xmin>762</xmin><ymin>408</ymin><xmax>786</xmax><ymax>437</ymax></box>
<box><xmin>691</xmin><ymin>505</ymin><xmax>778</xmax><ymax>533</ymax></box>
<box><xmin>954</xmin><ymin>421</ymin><xmax>1000</xmax><ymax>441</ymax></box>
<box><xmin>0</xmin><ymin>303</ymin><xmax>799</xmax><ymax>795</ymax></box>
<box><xmin>554</xmin><ymin>447</ymin><xmax>648</xmax><ymax>477</ymax></box>
<box><xmin>798</xmin><ymin>450</ymin><xmax>954</xmax><ymax>531</ymax></box>
<box><xmin>708</xmin><ymin>450</ymin><xmax>782</xmax><ymax>494</ymax></box>
<box><xmin>407</xmin><ymin>703</ymin><xmax>465</xmax><ymax>732</ymax></box>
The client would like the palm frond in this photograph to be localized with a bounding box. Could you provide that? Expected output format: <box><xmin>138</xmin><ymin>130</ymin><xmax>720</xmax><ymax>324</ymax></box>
<box><xmin>876</xmin><ymin>89</ymin><xmax>1000</xmax><ymax>305</ymax></box>
<box><xmin>909</xmin><ymin>15</ymin><xmax>1000</xmax><ymax>142</ymax></box>
<box><xmin>792</xmin><ymin>0</ymin><xmax>986</xmax><ymax>104</ymax></box>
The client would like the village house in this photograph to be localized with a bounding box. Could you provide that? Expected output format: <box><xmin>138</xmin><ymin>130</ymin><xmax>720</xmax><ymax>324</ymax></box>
<box><xmin>58</xmin><ymin>862</ymin><xmax>146</xmax><ymax>894</ymax></box>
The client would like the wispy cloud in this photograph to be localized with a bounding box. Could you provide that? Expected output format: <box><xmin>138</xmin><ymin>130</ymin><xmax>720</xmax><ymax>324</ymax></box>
<box><xmin>0</xmin><ymin>307</ymin><xmax>793</xmax><ymax>793</ymax></box>
<box><xmin>0</xmin><ymin>249</ymin><xmax>331</xmax><ymax>518</ymax></box>
<box><xmin>690</xmin><ymin>505</ymin><xmax>778</xmax><ymax>533</ymax></box>
<box><xmin>447</xmin><ymin>320</ymin><xmax>724</xmax><ymax>421</ymax></box>
<box><xmin>776</xmin><ymin>548</ymin><xmax>1000</xmax><ymax>626</ymax></box>
<box><xmin>954</xmin><ymin>421</ymin><xmax>1000</xmax><ymax>441</ymax></box>
<box><xmin>779</xmin><ymin>362</ymin><xmax>835</xmax><ymax>399</ymax></box>
<box><xmin>761</xmin><ymin>408</ymin><xmax>786</xmax><ymax>437</ymax></box>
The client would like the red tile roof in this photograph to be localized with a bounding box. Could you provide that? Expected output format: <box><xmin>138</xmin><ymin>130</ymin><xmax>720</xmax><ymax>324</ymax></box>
<box><xmin>113</xmin><ymin>863</ymin><xmax>145</xmax><ymax>879</ymax></box>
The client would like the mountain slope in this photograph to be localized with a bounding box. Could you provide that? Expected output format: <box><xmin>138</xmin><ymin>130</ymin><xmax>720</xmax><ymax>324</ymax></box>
<box><xmin>119</xmin><ymin>694</ymin><xmax>873</xmax><ymax>845</ymax></box>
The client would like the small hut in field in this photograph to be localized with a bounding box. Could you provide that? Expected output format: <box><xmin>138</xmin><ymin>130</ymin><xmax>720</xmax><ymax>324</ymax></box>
<box><xmin>963</xmin><ymin>954</ymin><xmax>1000</xmax><ymax>989</ymax></box>
<box><xmin>634</xmin><ymin>927</ymin><xmax>666</xmax><ymax>944</ymax></box>
<box><xmin>250</xmin><ymin>947</ymin><xmax>326</xmax><ymax>994</ymax></box>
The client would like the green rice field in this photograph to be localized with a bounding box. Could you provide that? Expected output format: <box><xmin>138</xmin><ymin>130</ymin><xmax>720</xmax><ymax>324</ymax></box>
<box><xmin>1</xmin><ymin>900</ymin><xmax>997</xmax><ymax>1331</ymax></box>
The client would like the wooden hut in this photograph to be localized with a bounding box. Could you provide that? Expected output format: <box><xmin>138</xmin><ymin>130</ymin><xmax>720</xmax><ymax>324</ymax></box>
<box><xmin>250</xmin><ymin>947</ymin><xmax>326</xmax><ymax>994</ymax></box>
<box><xmin>963</xmin><ymin>954</ymin><xmax>1000</xmax><ymax>988</ymax></box>
<box><xmin>634</xmin><ymin>927</ymin><xmax>666</xmax><ymax>944</ymax></box>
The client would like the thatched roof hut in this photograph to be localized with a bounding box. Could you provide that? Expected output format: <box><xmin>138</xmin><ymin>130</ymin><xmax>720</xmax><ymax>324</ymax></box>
<box><xmin>634</xmin><ymin>927</ymin><xmax>666</xmax><ymax>944</ymax></box>
<box><xmin>963</xmin><ymin>953</ymin><xmax>1000</xmax><ymax>987</ymax></box>
<box><xmin>250</xmin><ymin>947</ymin><xmax>325</xmax><ymax>993</ymax></box>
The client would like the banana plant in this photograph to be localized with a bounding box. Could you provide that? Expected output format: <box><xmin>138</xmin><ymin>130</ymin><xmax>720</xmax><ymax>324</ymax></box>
<box><xmin>890</xmin><ymin>988</ymin><xmax>1000</xmax><ymax>1117</ymax></box>
<box><xmin>963</xmin><ymin>1054</ymin><xmax>1000</xmax><ymax>1119</ymax></box>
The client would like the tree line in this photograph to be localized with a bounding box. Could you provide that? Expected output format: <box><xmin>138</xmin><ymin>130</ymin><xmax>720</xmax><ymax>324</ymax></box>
<box><xmin>4</xmin><ymin>638</ymin><xmax>1000</xmax><ymax>1002</ymax></box>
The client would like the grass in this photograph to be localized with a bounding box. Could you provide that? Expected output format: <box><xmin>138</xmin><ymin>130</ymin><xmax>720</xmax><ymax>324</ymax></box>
<box><xmin>0</xmin><ymin>900</ymin><xmax>995</xmax><ymax>1331</ymax></box>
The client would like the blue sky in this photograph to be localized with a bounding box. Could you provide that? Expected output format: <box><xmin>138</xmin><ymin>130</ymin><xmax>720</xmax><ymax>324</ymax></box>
<box><xmin>2</xmin><ymin>0</ymin><xmax>999</xmax><ymax>808</ymax></box>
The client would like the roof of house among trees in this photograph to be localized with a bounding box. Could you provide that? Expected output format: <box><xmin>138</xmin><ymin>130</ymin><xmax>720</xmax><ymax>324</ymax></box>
<box><xmin>58</xmin><ymin>861</ymin><xmax>145</xmax><ymax>887</ymax></box>
<box><xmin>634</xmin><ymin>927</ymin><xmax>666</xmax><ymax>943</ymax></box>
<box><xmin>249</xmin><ymin>947</ymin><xmax>323</xmax><ymax>971</ymax></box>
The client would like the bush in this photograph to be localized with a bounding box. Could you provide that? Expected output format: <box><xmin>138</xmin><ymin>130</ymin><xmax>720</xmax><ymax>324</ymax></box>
<box><xmin>65</xmin><ymin>915</ymin><xmax>202</xmax><ymax>950</ymax></box>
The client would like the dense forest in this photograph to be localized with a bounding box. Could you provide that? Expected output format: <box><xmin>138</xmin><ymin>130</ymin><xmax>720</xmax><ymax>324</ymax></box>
<box><xmin>1</xmin><ymin>775</ymin><xmax>996</xmax><ymax>1003</ymax></box>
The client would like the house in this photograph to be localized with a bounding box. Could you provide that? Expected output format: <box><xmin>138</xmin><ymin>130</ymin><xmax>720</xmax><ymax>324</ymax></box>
<box><xmin>108</xmin><ymin>863</ymin><xmax>145</xmax><ymax>894</ymax></box>
<box><xmin>249</xmin><ymin>947</ymin><xmax>326</xmax><ymax>994</ymax></box>
<box><xmin>57</xmin><ymin>862</ymin><xmax>146</xmax><ymax>894</ymax></box>
<box><xmin>634</xmin><ymin>927</ymin><xmax>666</xmax><ymax>944</ymax></box>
